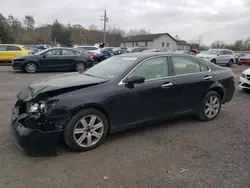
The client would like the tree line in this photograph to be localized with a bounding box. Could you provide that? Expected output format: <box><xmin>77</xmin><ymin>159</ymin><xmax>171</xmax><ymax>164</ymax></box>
<box><xmin>0</xmin><ymin>13</ymin><xmax>150</xmax><ymax>47</ymax></box>
<box><xmin>1</xmin><ymin>13</ymin><xmax>250</xmax><ymax>50</ymax></box>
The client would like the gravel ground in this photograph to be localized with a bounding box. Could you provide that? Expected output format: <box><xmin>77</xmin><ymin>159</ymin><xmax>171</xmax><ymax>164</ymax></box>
<box><xmin>0</xmin><ymin>65</ymin><xmax>249</xmax><ymax>188</ymax></box>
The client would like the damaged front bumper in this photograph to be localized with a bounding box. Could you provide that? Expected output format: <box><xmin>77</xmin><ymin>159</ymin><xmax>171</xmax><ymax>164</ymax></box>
<box><xmin>10</xmin><ymin>104</ymin><xmax>63</xmax><ymax>156</ymax></box>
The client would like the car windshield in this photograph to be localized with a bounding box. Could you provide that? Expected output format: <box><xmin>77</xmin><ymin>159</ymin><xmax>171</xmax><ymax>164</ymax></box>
<box><xmin>35</xmin><ymin>49</ymin><xmax>48</xmax><ymax>55</ymax></box>
<box><xmin>203</xmin><ymin>50</ymin><xmax>220</xmax><ymax>55</ymax></box>
<box><xmin>84</xmin><ymin>56</ymin><xmax>137</xmax><ymax>79</ymax></box>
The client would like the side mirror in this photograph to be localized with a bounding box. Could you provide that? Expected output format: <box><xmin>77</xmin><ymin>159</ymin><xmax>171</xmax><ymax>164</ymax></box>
<box><xmin>124</xmin><ymin>75</ymin><xmax>145</xmax><ymax>85</ymax></box>
<box><xmin>42</xmin><ymin>54</ymin><xmax>47</xmax><ymax>58</ymax></box>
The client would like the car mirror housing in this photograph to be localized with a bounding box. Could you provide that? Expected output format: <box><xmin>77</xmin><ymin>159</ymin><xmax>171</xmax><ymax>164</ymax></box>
<box><xmin>125</xmin><ymin>75</ymin><xmax>145</xmax><ymax>85</ymax></box>
<box><xmin>42</xmin><ymin>54</ymin><xmax>47</xmax><ymax>58</ymax></box>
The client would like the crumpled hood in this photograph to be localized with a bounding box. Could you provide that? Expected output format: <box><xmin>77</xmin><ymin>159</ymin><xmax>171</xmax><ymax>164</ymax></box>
<box><xmin>17</xmin><ymin>72</ymin><xmax>108</xmax><ymax>101</ymax></box>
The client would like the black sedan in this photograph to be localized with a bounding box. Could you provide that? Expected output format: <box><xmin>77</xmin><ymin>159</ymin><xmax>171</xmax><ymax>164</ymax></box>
<box><xmin>12</xmin><ymin>47</ymin><xmax>94</xmax><ymax>73</ymax></box>
<box><xmin>11</xmin><ymin>53</ymin><xmax>235</xmax><ymax>156</ymax></box>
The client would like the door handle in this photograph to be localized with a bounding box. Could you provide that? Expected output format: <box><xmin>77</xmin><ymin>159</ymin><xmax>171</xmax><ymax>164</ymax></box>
<box><xmin>203</xmin><ymin>76</ymin><xmax>212</xmax><ymax>80</ymax></box>
<box><xmin>161</xmin><ymin>82</ymin><xmax>173</xmax><ymax>88</ymax></box>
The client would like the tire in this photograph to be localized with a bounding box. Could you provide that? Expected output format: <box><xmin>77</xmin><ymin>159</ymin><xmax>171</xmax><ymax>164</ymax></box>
<box><xmin>227</xmin><ymin>59</ymin><xmax>233</xmax><ymax>67</ymax></box>
<box><xmin>24</xmin><ymin>62</ymin><xmax>37</xmax><ymax>73</ymax></box>
<box><xmin>196</xmin><ymin>91</ymin><xmax>222</xmax><ymax>121</ymax></box>
<box><xmin>75</xmin><ymin>62</ymin><xmax>86</xmax><ymax>72</ymax></box>
<box><xmin>211</xmin><ymin>59</ymin><xmax>216</xmax><ymax>64</ymax></box>
<box><xmin>64</xmin><ymin>108</ymin><xmax>109</xmax><ymax>152</ymax></box>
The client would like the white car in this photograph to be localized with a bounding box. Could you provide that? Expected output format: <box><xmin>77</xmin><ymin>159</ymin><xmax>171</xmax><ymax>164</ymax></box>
<box><xmin>239</xmin><ymin>68</ymin><xmax>250</xmax><ymax>90</ymax></box>
<box><xmin>73</xmin><ymin>45</ymin><xmax>101</xmax><ymax>54</ymax></box>
<box><xmin>197</xmin><ymin>49</ymin><xmax>235</xmax><ymax>67</ymax></box>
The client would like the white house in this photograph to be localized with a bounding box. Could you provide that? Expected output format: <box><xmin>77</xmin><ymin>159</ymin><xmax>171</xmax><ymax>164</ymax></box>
<box><xmin>177</xmin><ymin>40</ymin><xmax>190</xmax><ymax>51</ymax></box>
<box><xmin>121</xmin><ymin>33</ymin><xmax>178</xmax><ymax>51</ymax></box>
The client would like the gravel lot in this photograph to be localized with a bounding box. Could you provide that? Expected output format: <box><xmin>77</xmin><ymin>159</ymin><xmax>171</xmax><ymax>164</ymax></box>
<box><xmin>0</xmin><ymin>65</ymin><xmax>249</xmax><ymax>188</ymax></box>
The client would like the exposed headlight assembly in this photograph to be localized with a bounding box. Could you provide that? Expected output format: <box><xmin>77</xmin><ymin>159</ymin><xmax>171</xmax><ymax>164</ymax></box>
<box><xmin>28</xmin><ymin>100</ymin><xmax>58</xmax><ymax>113</ymax></box>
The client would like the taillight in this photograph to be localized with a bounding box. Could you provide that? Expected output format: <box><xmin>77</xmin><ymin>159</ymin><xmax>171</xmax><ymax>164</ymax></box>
<box><xmin>28</xmin><ymin>51</ymin><xmax>32</xmax><ymax>54</ymax></box>
<box><xmin>232</xmin><ymin>73</ymin><xmax>236</xmax><ymax>79</ymax></box>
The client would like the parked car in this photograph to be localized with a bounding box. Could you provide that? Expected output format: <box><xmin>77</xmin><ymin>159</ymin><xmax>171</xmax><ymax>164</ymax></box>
<box><xmin>74</xmin><ymin>45</ymin><xmax>101</xmax><ymax>54</ymax></box>
<box><xmin>36</xmin><ymin>44</ymin><xmax>51</xmax><ymax>50</ymax></box>
<box><xmin>24</xmin><ymin>46</ymin><xmax>40</xmax><ymax>54</ymax></box>
<box><xmin>143</xmin><ymin>48</ymin><xmax>168</xmax><ymax>52</ymax></box>
<box><xmin>238</xmin><ymin>54</ymin><xmax>250</xmax><ymax>65</ymax></box>
<box><xmin>75</xmin><ymin>47</ymin><xmax>97</xmax><ymax>60</ymax></box>
<box><xmin>239</xmin><ymin>68</ymin><xmax>250</xmax><ymax>90</ymax></box>
<box><xmin>234</xmin><ymin>53</ymin><xmax>246</xmax><ymax>65</ymax></box>
<box><xmin>11</xmin><ymin>52</ymin><xmax>235</xmax><ymax>156</ymax></box>
<box><xmin>12</xmin><ymin>47</ymin><xmax>94</xmax><ymax>73</ymax></box>
<box><xmin>131</xmin><ymin>47</ymin><xmax>151</xmax><ymax>53</ymax></box>
<box><xmin>196</xmin><ymin>49</ymin><xmax>235</xmax><ymax>67</ymax></box>
<box><xmin>0</xmin><ymin>44</ymin><xmax>31</xmax><ymax>63</ymax></box>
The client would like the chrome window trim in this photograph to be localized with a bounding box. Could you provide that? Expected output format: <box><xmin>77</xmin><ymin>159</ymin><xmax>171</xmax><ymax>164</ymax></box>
<box><xmin>118</xmin><ymin>55</ymin><xmax>211</xmax><ymax>85</ymax></box>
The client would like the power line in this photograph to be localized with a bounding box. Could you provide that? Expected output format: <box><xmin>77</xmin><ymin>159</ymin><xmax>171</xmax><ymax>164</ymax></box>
<box><xmin>101</xmin><ymin>10</ymin><xmax>109</xmax><ymax>44</ymax></box>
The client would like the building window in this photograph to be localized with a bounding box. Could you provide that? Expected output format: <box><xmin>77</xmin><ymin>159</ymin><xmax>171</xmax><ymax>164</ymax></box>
<box><xmin>136</xmin><ymin>42</ymin><xmax>138</xmax><ymax>46</ymax></box>
<box><xmin>167</xmin><ymin>43</ymin><xmax>169</xmax><ymax>47</ymax></box>
<box><xmin>145</xmin><ymin>42</ymin><xmax>147</xmax><ymax>46</ymax></box>
<box><xmin>132</xmin><ymin>42</ymin><xmax>134</xmax><ymax>46</ymax></box>
<box><xmin>162</xmin><ymin>42</ymin><xmax>165</xmax><ymax>47</ymax></box>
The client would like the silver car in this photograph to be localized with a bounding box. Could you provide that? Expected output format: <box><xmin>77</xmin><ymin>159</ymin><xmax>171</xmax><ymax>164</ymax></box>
<box><xmin>197</xmin><ymin>49</ymin><xmax>235</xmax><ymax>67</ymax></box>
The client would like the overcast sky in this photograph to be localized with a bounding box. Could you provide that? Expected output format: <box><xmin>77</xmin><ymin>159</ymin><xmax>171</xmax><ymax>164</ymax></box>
<box><xmin>1</xmin><ymin>0</ymin><xmax>250</xmax><ymax>45</ymax></box>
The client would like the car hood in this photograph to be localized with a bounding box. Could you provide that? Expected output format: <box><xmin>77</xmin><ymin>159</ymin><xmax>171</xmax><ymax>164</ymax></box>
<box><xmin>197</xmin><ymin>54</ymin><xmax>216</xmax><ymax>58</ymax></box>
<box><xmin>13</xmin><ymin>54</ymin><xmax>36</xmax><ymax>60</ymax></box>
<box><xmin>243</xmin><ymin>68</ymin><xmax>250</xmax><ymax>75</ymax></box>
<box><xmin>17</xmin><ymin>73</ymin><xmax>108</xmax><ymax>101</ymax></box>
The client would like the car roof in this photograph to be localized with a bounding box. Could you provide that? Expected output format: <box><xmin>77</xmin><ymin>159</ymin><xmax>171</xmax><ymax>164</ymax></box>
<box><xmin>0</xmin><ymin>44</ymin><xmax>25</xmax><ymax>47</ymax></box>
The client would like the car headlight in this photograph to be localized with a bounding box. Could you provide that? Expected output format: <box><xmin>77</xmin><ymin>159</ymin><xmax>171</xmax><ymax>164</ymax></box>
<box><xmin>241</xmin><ymin>73</ymin><xmax>245</xmax><ymax>78</ymax></box>
<box><xmin>28</xmin><ymin>100</ymin><xmax>58</xmax><ymax>113</ymax></box>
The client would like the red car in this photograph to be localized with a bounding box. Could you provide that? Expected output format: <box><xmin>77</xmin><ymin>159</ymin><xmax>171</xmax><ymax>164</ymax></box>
<box><xmin>239</xmin><ymin>55</ymin><xmax>250</xmax><ymax>65</ymax></box>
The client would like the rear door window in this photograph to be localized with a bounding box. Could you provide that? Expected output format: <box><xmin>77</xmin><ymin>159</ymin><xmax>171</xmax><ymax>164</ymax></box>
<box><xmin>7</xmin><ymin>46</ymin><xmax>21</xmax><ymax>51</ymax></box>
<box><xmin>172</xmin><ymin>56</ymin><xmax>208</xmax><ymax>75</ymax></box>
<box><xmin>62</xmin><ymin>49</ymin><xmax>75</xmax><ymax>55</ymax></box>
<box><xmin>0</xmin><ymin>46</ymin><xmax>7</xmax><ymax>51</ymax></box>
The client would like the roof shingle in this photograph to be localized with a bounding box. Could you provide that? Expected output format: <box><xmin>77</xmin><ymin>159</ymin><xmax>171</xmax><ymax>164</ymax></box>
<box><xmin>123</xmin><ymin>33</ymin><xmax>177</xmax><ymax>42</ymax></box>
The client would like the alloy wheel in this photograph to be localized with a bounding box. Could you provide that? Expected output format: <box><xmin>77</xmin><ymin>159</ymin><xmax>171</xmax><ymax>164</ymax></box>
<box><xmin>76</xmin><ymin>62</ymin><xmax>85</xmax><ymax>72</ymax></box>
<box><xmin>26</xmin><ymin>63</ymin><xmax>37</xmax><ymax>73</ymax></box>
<box><xmin>204</xmin><ymin>95</ymin><xmax>220</xmax><ymax>118</ymax></box>
<box><xmin>73</xmin><ymin>115</ymin><xmax>104</xmax><ymax>147</ymax></box>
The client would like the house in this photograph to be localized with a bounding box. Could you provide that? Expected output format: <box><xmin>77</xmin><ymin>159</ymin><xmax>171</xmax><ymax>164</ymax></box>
<box><xmin>121</xmin><ymin>33</ymin><xmax>178</xmax><ymax>51</ymax></box>
<box><xmin>177</xmin><ymin>40</ymin><xmax>190</xmax><ymax>51</ymax></box>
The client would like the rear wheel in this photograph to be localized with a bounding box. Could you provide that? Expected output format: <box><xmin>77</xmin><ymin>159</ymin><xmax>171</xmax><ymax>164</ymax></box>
<box><xmin>196</xmin><ymin>91</ymin><xmax>222</xmax><ymax>121</ymax></box>
<box><xmin>63</xmin><ymin>109</ymin><xmax>108</xmax><ymax>152</ymax></box>
<box><xmin>24</xmin><ymin>62</ymin><xmax>37</xmax><ymax>73</ymax></box>
<box><xmin>227</xmin><ymin>59</ymin><xmax>233</xmax><ymax>67</ymax></box>
<box><xmin>75</xmin><ymin>62</ymin><xmax>86</xmax><ymax>72</ymax></box>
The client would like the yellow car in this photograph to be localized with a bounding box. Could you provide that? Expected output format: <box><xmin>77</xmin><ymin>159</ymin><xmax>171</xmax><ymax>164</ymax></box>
<box><xmin>0</xmin><ymin>44</ymin><xmax>30</xmax><ymax>63</ymax></box>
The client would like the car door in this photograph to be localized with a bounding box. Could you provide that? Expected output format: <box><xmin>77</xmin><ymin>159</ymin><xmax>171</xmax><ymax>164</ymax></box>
<box><xmin>170</xmin><ymin>56</ymin><xmax>214</xmax><ymax>112</ymax></box>
<box><xmin>39</xmin><ymin>49</ymin><xmax>62</xmax><ymax>70</ymax></box>
<box><xmin>217</xmin><ymin>50</ymin><xmax>228</xmax><ymax>64</ymax></box>
<box><xmin>118</xmin><ymin>56</ymin><xmax>181</xmax><ymax>125</ymax></box>
<box><xmin>0</xmin><ymin>45</ymin><xmax>7</xmax><ymax>61</ymax></box>
<box><xmin>6</xmin><ymin>45</ymin><xmax>24</xmax><ymax>59</ymax></box>
<box><xmin>61</xmin><ymin>49</ymin><xmax>77</xmax><ymax>70</ymax></box>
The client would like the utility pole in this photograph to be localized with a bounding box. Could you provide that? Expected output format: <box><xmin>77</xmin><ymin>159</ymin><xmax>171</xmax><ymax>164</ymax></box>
<box><xmin>101</xmin><ymin>10</ymin><xmax>109</xmax><ymax>44</ymax></box>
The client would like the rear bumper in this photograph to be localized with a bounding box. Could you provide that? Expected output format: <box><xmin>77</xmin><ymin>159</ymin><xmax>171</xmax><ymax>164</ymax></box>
<box><xmin>10</xmin><ymin>113</ymin><xmax>62</xmax><ymax>156</ymax></box>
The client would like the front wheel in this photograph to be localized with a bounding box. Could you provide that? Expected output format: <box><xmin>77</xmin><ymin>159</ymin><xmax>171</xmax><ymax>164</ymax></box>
<box><xmin>196</xmin><ymin>91</ymin><xmax>222</xmax><ymax>121</ymax></box>
<box><xmin>63</xmin><ymin>109</ymin><xmax>109</xmax><ymax>152</ymax></box>
<box><xmin>24</xmin><ymin>62</ymin><xmax>37</xmax><ymax>73</ymax></box>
